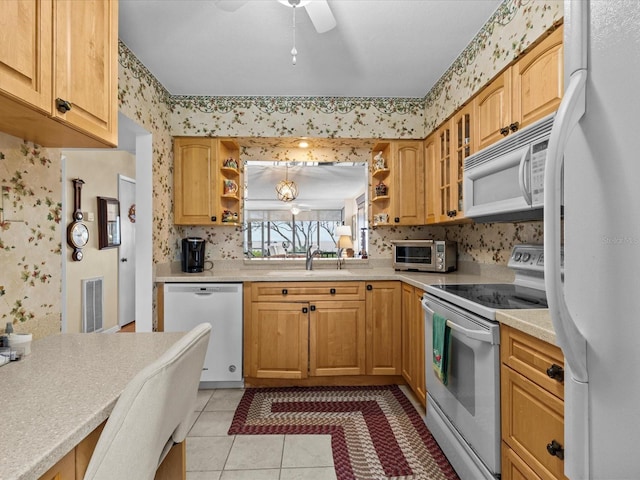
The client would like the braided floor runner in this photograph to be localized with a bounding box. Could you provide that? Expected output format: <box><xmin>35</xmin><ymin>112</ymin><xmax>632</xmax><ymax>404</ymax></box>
<box><xmin>228</xmin><ymin>385</ymin><xmax>459</xmax><ymax>480</ymax></box>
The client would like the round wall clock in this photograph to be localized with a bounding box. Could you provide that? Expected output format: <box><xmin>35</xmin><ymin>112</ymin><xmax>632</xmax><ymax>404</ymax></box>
<box><xmin>67</xmin><ymin>178</ymin><xmax>88</xmax><ymax>261</ymax></box>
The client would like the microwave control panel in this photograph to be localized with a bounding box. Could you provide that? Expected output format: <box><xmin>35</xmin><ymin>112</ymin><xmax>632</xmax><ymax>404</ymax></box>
<box><xmin>530</xmin><ymin>138</ymin><xmax>549</xmax><ymax>207</ymax></box>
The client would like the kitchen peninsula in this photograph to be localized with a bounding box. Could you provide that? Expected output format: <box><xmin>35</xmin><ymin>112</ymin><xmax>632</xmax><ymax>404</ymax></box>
<box><xmin>0</xmin><ymin>332</ymin><xmax>185</xmax><ymax>480</ymax></box>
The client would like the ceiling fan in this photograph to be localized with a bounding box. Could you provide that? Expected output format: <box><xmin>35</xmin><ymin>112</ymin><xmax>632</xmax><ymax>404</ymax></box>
<box><xmin>213</xmin><ymin>0</ymin><xmax>336</xmax><ymax>34</ymax></box>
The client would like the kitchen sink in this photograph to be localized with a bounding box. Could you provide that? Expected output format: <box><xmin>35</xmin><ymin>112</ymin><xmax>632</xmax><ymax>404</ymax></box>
<box><xmin>265</xmin><ymin>270</ymin><xmax>353</xmax><ymax>277</ymax></box>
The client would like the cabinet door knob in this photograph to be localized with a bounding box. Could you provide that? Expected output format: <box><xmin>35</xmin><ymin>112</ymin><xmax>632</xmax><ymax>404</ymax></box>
<box><xmin>500</xmin><ymin>126</ymin><xmax>510</xmax><ymax>136</ymax></box>
<box><xmin>546</xmin><ymin>364</ymin><xmax>564</xmax><ymax>382</ymax></box>
<box><xmin>310</xmin><ymin>305</ymin><xmax>316</xmax><ymax>311</ymax></box>
<box><xmin>330</xmin><ymin>288</ymin><xmax>336</xmax><ymax>295</ymax></box>
<box><xmin>510</xmin><ymin>121</ymin><xmax>520</xmax><ymax>132</ymax></box>
<box><xmin>211</xmin><ymin>216</ymin><xmax>217</xmax><ymax>222</ymax></box>
<box><xmin>546</xmin><ymin>440</ymin><xmax>565</xmax><ymax>460</ymax></box>
<box><xmin>366</xmin><ymin>284</ymin><xmax>373</xmax><ymax>291</ymax></box>
<box><xmin>56</xmin><ymin>98</ymin><xmax>72</xmax><ymax>113</ymax></box>
<box><xmin>282</xmin><ymin>289</ymin><xmax>288</xmax><ymax>295</ymax></box>
<box><xmin>302</xmin><ymin>307</ymin><xmax>308</xmax><ymax>314</ymax></box>
<box><xmin>394</xmin><ymin>217</ymin><xmax>400</xmax><ymax>223</ymax></box>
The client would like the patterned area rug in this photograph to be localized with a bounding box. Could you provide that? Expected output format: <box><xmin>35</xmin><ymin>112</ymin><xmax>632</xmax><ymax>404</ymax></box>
<box><xmin>228</xmin><ymin>385</ymin><xmax>459</xmax><ymax>480</ymax></box>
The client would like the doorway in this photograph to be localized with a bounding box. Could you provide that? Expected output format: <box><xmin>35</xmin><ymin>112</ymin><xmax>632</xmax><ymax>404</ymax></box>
<box><xmin>118</xmin><ymin>175</ymin><xmax>136</xmax><ymax>327</ymax></box>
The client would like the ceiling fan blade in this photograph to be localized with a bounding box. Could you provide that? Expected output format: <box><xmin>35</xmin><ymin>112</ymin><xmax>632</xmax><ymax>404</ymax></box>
<box><xmin>305</xmin><ymin>0</ymin><xmax>336</xmax><ymax>33</ymax></box>
<box><xmin>214</xmin><ymin>0</ymin><xmax>248</xmax><ymax>12</ymax></box>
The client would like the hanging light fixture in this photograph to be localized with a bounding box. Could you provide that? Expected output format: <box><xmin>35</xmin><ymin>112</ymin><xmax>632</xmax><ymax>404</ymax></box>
<box><xmin>276</xmin><ymin>163</ymin><xmax>298</xmax><ymax>202</ymax></box>
<box><xmin>280</xmin><ymin>0</ymin><xmax>311</xmax><ymax>65</ymax></box>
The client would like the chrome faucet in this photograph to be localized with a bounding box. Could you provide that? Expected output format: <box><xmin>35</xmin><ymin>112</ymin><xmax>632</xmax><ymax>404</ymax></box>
<box><xmin>306</xmin><ymin>245</ymin><xmax>321</xmax><ymax>270</ymax></box>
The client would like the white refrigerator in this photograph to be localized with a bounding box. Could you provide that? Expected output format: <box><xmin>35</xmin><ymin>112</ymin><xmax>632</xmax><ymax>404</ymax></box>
<box><xmin>544</xmin><ymin>1</ymin><xmax>640</xmax><ymax>479</ymax></box>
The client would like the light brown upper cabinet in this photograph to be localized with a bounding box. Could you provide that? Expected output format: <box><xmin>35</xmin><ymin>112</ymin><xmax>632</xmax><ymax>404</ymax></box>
<box><xmin>475</xmin><ymin>26</ymin><xmax>563</xmax><ymax>151</ymax></box>
<box><xmin>424</xmin><ymin>134</ymin><xmax>437</xmax><ymax>225</ymax></box>
<box><xmin>511</xmin><ymin>26</ymin><xmax>564</xmax><ymax>130</ymax></box>
<box><xmin>0</xmin><ymin>0</ymin><xmax>118</xmax><ymax>148</ymax></box>
<box><xmin>173</xmin><ymin>137</ymin><xmax>242</xmax><ymax>226</ymax></box>
<box><xmin>392</xmin><ymin>141</ymin><xmax>425</xmax><ymax>225</ymax></box>
<box><xmin>370</xmin><ymin>140</ymin><xmax>425</xmax><ymax>226</ymax></box>
<box><xmin>432</xmin><ymin>113</ymin><xmax>470</xmax><ymax>224</ymax></box>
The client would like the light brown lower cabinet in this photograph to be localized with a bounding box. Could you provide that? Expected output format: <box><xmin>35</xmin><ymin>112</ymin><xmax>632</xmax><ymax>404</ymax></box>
<box><xmin>244</xmin><ymin>281</ymin><xmax>403</xmax><ymax>386</ymax></box>
<box><xmin>365</xmin><ymin>281</ymin><xmax>402</xmax><ymax>376</ymax></box>
<box><xmin>246</xmin><ymin>282</ymin><xmax>367</xmax><ymax>382</ymax></box>
<box><xmin>38</xmin><ymin>421</ymin><xmax>185</xmax><ymax>480</ymax></box>
<box><xmin>501</xmin><ymin>325</ymin><xmax>567</xmax><ymax>480</ymax></box>
<box><xmin>401</xmin><ymin>283</ymin><xmax>426</xmax><ymax>406</ymax></box>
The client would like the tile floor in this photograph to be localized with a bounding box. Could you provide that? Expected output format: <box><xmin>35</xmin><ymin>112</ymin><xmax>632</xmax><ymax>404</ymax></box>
<box><xmin>185</xmin><ymin>386</ymin><xmax>426</xmax><ymax>480</ymax></box>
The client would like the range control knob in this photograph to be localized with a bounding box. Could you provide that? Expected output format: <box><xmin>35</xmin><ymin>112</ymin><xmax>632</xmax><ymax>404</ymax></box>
<box><xmin>514</xmin><ymin>252</ymin><xmax>522</xmax><ymax>261</ymax></box>
<box><xmin>522</xmin><ymin>253</ymin><xmax>531</xmax><ymax>262</ymax></box>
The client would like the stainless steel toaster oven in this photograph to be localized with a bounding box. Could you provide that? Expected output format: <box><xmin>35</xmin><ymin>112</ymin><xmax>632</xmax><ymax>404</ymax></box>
<box><xmin>392</xmin><ymin>240</ymin><xmax>457</xmax><ymax>272</ymax></box>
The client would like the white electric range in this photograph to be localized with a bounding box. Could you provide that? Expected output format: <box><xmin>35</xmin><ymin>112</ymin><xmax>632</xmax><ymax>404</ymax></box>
<box><xmin>422</xmin><ymin>244</ymin><xmax>551</xmax><ymax>480</ymax></box>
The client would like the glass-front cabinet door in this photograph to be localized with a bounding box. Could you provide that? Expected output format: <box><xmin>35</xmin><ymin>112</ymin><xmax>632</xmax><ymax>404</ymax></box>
<box><xmin>436</xmin><ymin>121</ymin><xmax>452</xmax><ymax>223</ymax></box>
<box><xmin>453</xmin><ymin>104</ymin><xmax>474</xmax><ymax>218</ymax></box>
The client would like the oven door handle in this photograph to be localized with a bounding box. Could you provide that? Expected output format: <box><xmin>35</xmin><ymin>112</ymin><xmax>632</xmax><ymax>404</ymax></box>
<box><xmin>422</xmin><ymin>298</ymin><xmax>496</xmax><ymax>344</ymax></box>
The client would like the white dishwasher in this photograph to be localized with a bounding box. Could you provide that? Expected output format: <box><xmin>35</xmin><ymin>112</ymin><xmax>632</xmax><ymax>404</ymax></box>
<box><xmin>163</xmin><ymin>283</ymin><xmax>243</xmax><ymax>387</ymax></box>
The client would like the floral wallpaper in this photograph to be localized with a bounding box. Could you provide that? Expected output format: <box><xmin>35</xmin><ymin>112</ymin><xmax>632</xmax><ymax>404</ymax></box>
<box><xmin>117</xmin><ymin>42</ymin><xmax>175</xmax><ymax>264</ymax></box>
<box><xmin>116</xmin><ymin>0</ymin><xmax>560</xmax><ymax>266</ymax></box>
<box><xmin>0</xmin><ymin>133</ymin><xmax>61</xmax><ymax>338</ymax></box>
<box><xmin>424</xmin><ymin>0</ymin><xmax>563</xmax><ymax>133</ymax></box>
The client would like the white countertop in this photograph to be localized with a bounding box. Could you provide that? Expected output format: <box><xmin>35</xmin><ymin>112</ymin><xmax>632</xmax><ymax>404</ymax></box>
<box><xmin>0</xmin><ymin>332</ymin><xmax>184</xmax><ymax>480</ymax></box>
<box><xmin>496</xmin><ymin>309</ymin><xmax>557</xmax><ymax>345</ymax></box>
<box><xmin>154</xmin><ymin>262</ymin><xmax>500</xmax><ymax>289</ymax></box>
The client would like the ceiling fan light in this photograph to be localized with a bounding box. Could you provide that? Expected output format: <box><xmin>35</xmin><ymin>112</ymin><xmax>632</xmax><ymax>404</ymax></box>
<box><xmin>278</xmin><ymin>0</ymin><xmax>312</xmax><ymax>8</ymax></box>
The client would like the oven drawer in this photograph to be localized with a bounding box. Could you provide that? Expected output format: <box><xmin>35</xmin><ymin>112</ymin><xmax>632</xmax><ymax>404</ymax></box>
<box><xmin>501</xmin><ymin>366</ymin><xmax>567</xmax><ymax>480</ymax></box>
<box><xmin>501</xmin><ymin>325</ymin><xmax>564</xmax><ymax>400</ymax></box>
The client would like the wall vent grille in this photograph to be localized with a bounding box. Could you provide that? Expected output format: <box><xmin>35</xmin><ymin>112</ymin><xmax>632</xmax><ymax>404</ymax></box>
<box><xmin>82</xmin><ymin>277</ymin><xmax>104</xmax><ymax>333</ymax></box>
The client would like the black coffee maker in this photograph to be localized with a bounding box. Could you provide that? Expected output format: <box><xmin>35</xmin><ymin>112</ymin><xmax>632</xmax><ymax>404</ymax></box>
<box><xmin>181</xmin><ymin>237</ymin><xmax>206</xmax><ymax>273</ymax></box>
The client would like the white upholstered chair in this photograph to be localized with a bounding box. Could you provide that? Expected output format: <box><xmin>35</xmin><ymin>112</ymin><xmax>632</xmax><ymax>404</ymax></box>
<box><xmin>83</xmin><ymin>323</ymin><xmax>211</xmax><ymax>480</ymax></box>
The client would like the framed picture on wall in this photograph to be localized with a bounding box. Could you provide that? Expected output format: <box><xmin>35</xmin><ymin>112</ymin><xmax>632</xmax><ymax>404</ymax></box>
<box><xmin>97</xmin><ymin>197</ymin><xmax>121</xmax><ymax>249</ymax></box>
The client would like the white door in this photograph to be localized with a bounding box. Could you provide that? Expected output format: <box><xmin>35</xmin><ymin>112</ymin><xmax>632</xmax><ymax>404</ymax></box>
<box><xmin>118</xmin><ymin>175</ymin><xmax>136</xmax><ymax>327</ymax></box>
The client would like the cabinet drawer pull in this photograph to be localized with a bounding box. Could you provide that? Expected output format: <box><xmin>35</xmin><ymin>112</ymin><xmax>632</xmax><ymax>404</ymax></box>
<box><xmin>330</xmin><ymin>288</ymin><xmax>336</xmax><ymax>295</ymax></box>
<box><xmin>546</xmin><ymin>440</ymin><xmax>564</xmax><ymax>460</ymax></box>
<box><xmin>56</xmin><ymin>98</ymin><xmax>72</xmax><ymax>113</ymax></box>
<box><xmin>282</xmin><ymin>289</ymin><xmax>288</xmax><ymax>295</ymax></box>
<box><xmin>310</xmin><ymin>305</ymin><xmax>316</xmax><ymax>311</ymax></box>
<box><xmin>302</xmin><ymin>307</ymin><xmax>308</xmax><ymax>313</ymax></box>
<box><xmin>546</xmin><ymin>364</ymin><xmax>564</xmax><ymax>382</ymax></box>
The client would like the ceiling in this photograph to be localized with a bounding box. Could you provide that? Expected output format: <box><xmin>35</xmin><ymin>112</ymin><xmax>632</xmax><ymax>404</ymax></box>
<box><xmin>118</xmin><ymin>0</ymin><xmax>503</xmax><ymax>98</ymax></box>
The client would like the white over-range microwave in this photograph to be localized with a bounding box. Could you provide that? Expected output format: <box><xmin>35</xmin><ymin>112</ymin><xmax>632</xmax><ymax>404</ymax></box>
<box><xmin>463</xmin><ymin>113</ymin><xmax>555</xmax><ymax>222</ymax></box>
